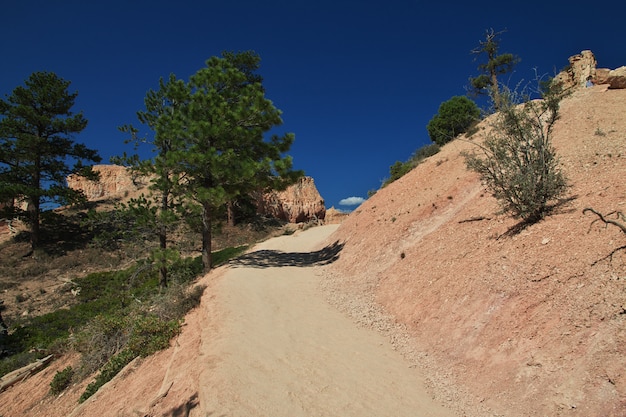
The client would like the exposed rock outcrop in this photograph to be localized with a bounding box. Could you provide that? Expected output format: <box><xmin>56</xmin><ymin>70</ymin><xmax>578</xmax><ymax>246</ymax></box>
<box><xmin>555</xmin><ymin>50</ymin><xmax>626</xmax><ymax>90</ymax></box>
<box><xmin>606</xmin><ymin>66</ymin><xmax>626</xmax><ymax>88</ymax></box>
<box><xmin>67</xmin><ymin>165</ymin><xmax>325</xmax><ymax>224</ymax></box>
<box><xmin>66</xmin><ymin>165</ymin><xmax>146</xmax><ymax>200</ymax></box>
<box><xmin>554</xmin><ymin>50</ymin><xmax>597</xmax><ymax>90</ymax></box>
<box><xmin>324</xmin><ymin>207</ymin><xmax>348</xmax><ymax>224</ymax></box>
<box><xmin>256</xmin><ymin>176</ymin><xmax>326</xmax><ymax>223</ymax></box>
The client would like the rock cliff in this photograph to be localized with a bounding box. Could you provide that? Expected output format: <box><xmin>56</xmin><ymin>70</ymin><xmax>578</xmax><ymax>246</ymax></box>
<box><xmin>256</xmin><ymin>176</ymin><xmax>326</xmax><ymax>223</ymax></box>
<box><xmin>66</xmin><ymin>165</ymin><xmax>147</xmax><ymax>200</ymax></box>
<box><xmin>67</xmin><ymin>165</ymin><xmax>326</xmax><ymax>223</ymax></box>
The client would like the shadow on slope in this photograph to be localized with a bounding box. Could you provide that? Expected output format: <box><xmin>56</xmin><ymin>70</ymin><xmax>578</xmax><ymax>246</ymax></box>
<box><xmin>229</xmin><ymin>240</ymin><xmax>344</xmax><ymax>268</ymax></box>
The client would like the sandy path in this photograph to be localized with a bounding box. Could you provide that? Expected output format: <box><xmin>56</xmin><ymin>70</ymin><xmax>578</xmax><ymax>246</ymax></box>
<box><xmin>197</xmin><ymin>225</ymin><xmax>454</xmax><ymax>417</ymax></box>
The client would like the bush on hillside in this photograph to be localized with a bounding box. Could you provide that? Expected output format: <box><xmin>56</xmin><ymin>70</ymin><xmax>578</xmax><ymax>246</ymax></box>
<box><xmin>464</xmin><ymin>85</ymin><xmax>568</xmax><ymax>223</ymax></box>
<box><xmin>383</xmin><ymin>143</ymin><xmax>440</xmax><ymax>187</ymax></box>
<box><xmin>427</xmin><ymin>96</ymin><xmax>480</xmax><ymax>146</ymax></box>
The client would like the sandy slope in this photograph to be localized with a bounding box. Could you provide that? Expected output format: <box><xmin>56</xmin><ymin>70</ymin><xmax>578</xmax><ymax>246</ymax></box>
<box><xmin>1</xmin><ymin>225</ymin><xmax>454</xmax><ymax>417</ymax></box>
<box><xmin>322</xmin><ymin>85</ymin><xmax>626</xmax><ymax>416</ymax></box>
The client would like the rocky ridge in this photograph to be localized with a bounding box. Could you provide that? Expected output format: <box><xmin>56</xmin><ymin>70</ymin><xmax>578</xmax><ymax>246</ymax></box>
<box><xmin>67</xmin><ymin>165</ymin><xmax>326</xmax><ymax>223</ymax></box>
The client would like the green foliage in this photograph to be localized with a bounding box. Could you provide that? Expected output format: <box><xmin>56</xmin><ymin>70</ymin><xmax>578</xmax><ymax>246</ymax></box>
<box><xmin>0</xmin><ymin>351</ymin><xmax>40</xmax><ymax>379</ymax></box>
<box><xmin>50</xmin><ymin>366</ymin><xmax>74</xmax><ymax>395</ymax></box>
<box><xmin>212</xmin><ymin>245</ymin><xmax>249</xmax><ymax>267</ymax></box>
<box><xmin>79</xmin><ymin>348</ymin><xmax>135</xmax><ymax>403</ymax></box>
<box><xmin>77</xmin><ymin>307</ymin><xmax>182</xmax><ymax>402</ymax></box>
<box><xmin>469</xmin><ymin>29</ymin><xmax>520</xmax><ymax>110</ymax></box>
<box><xmin>382</xmin><ymin>143</ymin><xmax>440</xmax><ymax>187</ymax></box>
<box><xmin>162</xmin><ymin>52</ymin><xmax>302</xmax><ymax>271</ymax></box>
<box><xmin>0</xmin><ymin>71</ymin><xmax>101</xmax><ymax>250</ymax></box>
<box><xmin>0</xmin><ymin>254</ymin><xmax>209</xmax><ymax>380</ymax></box>
<box><xmin>116</xmin><ymin>72</ymin><xmax>193</xmax><ymax>287</ymax></box>
<box><xmin>114</xmin><ymin>51</ymin><xmax>301</xmax><ymax>274</ymax></box>
<box><xmin>464</xmin><ymin>85</ymin><xmax>568</xmax><ymax>223</ymax></box>
<box><xmin>427</xmin><ymin>96</ymin><xmax>480</xmax><ymax>145</ymax></box>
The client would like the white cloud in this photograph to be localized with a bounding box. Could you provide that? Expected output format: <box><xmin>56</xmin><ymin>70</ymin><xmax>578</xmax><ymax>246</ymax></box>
<box><xmin>338</xmin><ymin>196</ymin><xmax>365</xmax><ymax>206</ymax></box>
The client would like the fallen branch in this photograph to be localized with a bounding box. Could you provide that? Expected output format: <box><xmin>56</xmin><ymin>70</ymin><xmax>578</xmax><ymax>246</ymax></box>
<box><xmin>583</xmin><ymin>208</ymin><xmax>626</xmax><ymax>234</ymax></box>
<box><xmin>584</xmin><ymin>208</ymin><xmax>626</xmax><ymax>265</ymax></box>
<box><xmin>0</xmin><ymin>354</ymin><xmax>54</xmax><ymax>393</ymax></box>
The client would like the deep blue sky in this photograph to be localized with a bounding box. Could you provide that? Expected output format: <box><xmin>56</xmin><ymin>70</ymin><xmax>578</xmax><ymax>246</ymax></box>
<box><xmin>2</xmin><ymin>1</ymin><xmax>624</xmax><ymax>210</ymax></box>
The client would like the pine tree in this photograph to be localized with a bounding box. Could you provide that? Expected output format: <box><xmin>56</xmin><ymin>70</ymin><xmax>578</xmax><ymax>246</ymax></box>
<box><xmin>116</xmin><ymin>74</ymin><xmax>189</xmax><ymax>287</ymax></box>
<box><xmin>469</xmin><ymin>29</ymin><xmax>520</xmax><ymax>110</ymax></box>
<box><xmin>180</xmin><ymin>52</ymin><xmax>301</xmax><ymax>271</ymax></box>
<box><xmin>0</xmin><ymin>72</ymin><xmax>101</xmax><ymax>252</ymax></box>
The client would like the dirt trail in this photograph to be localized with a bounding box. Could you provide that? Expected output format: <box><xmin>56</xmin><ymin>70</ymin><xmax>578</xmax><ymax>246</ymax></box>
<box><xmin>196</xmin><ymin>224</ymin><xmax>454</xmax><ymax>417</ymax></box>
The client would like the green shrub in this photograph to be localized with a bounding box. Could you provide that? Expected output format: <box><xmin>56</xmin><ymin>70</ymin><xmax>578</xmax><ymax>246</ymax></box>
<box><xmin>427</xmin><ymin>96</ymin><xmax>480</xmax><ymax>146</ymax></box>
<box><xmin>0</xmin><ymin>351</ymin><xmax>40</xmax><ymax>378</ymax></box>
<box><xmin>382</xmin><ymin>143</ymin><xmax>441</xmax><ymax>187</ymax></box>
<box><xmin>79</xmin><ymin>348</ymin><xmax>135</xmax><ymax>403</ymax></box>
<box><xmin>73</xmin><ymin>314</ymin><xmax>131</xmax><ymax>377</ymax></box>
<box><xmin>50</xmin><ymin>366</ymin><xmax>74</xmax><ymax>395</ymax></box>
<box><xmin>464</xmin><ymin>86</ymin><xmax>568</xmax><ymax>223</ymax></box>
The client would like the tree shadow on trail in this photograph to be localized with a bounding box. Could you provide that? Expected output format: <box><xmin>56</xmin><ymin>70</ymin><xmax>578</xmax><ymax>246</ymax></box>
<box><xmin>229</xmin><ymin>240</ymin><xmax>344</xmax><ymax>268</ymax></box>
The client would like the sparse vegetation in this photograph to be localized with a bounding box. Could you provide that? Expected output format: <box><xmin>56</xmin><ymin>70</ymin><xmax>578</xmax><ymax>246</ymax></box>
<box><xmin>464</xmin><ymin>84</ymin><xmax>569</xmax><ymax>224</ymax></box>
<box><xmin>383</xmin><ymin>143</ymin><xmax>440</xmax><ymax>187</ymax></box>
<box><xmin>50</xmin><ymin>366</ymin><xmax>74</xmax><ymax>395</ymax></box>
<box><xmin>0</xmin><ymin>218</ymin><xmax>266</xmax><ymax>403</ymax></box>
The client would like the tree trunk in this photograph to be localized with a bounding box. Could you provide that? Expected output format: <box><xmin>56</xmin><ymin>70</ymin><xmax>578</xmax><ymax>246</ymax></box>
<box><xmin>159</xmin><ymin>190</ymin><xmax>169</xmax><ymax>288</ymax></box>
<box><xmin>159</xmin><ymin>228</ymin><xmax>168</xmax><ymax>288</ymax></box>
<box><xmin>201</xmin><ymin>202</ymin><xmax>212</xmax><ymax>273</ymax></box>
<box><xmin>31</xmin><ymin>157</ymin><xmax>41</xmax><ymax>253</ymax></box>
<box><xmin>490</xmin><ymin>71</ymin><xmax>500</xmax><ymax>110</ymax></box>
<box><xmin>28</xmin><ymin>198</ymin><xmax>40</xmax><ymax>252</ymax></box>
<box><xmin>226</xmin><ymin>200</ymin><xmax>235</xmax><ymax>227</ymax></box>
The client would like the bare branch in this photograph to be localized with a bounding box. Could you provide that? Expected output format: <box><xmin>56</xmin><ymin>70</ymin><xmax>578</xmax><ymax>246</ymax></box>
<box><xmin>583</xmin><ymin>208</ymin><xmax>626</xmax><ymax>234</ymax></box>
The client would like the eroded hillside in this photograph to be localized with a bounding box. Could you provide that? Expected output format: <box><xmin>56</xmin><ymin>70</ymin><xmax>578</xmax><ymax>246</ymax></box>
<box><xmin>323</xmin><ymin>85</ymin><xmax>626</xmax><ymax>416</ymax></box>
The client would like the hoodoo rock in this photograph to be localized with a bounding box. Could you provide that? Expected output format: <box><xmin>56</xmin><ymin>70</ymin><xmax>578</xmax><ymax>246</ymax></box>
<box><xmin>554</xmin><ymin>50</ymin><xmax>597</xmax><ymax>90</ymax></box>
<box><xmin>256</xmin><ymin>176</ymin><xmax>326</xmax><ymax>223</ymax></box>
<box><xmin>555</xmin><ymin>50</ymin><xmax>626</xmax><ymax>90</ymax></box>
<box><xmin>66</xmin><ymin>165</ymin><xmax>145</xmax><ymax>200</ymax></box>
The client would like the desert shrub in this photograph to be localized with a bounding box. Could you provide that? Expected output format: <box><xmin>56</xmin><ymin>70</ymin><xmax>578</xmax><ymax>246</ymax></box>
<box><xmin>464</xmin><ymin>85</ymin><xmax>568</xmax><ymax>223</ymax></box>
<box><xmin>0</xmin><ymin>351</ymin><xmax>39</xmax><ymax>378</ymax></box>
<box><xmin>78</xmin><ymin>312</ymin><xmax>180</xmax><ymax>403</ymax></box>
<box><xmin>50</xmin><ymin>366</ymin><xmax>74</xmax><ymax>395</ymax></box>
<box><xmin>73</xmin><ymin>314</ymin><xmax>131</xmax><ymax>377</ymax></box>
<box><xmin>427</xmin><ymin>96</ymin><xmax>480</xmax><ymax>145</ymax></box>
<box><xmin>387</xmin><ymin>161</ymin><xmax>413</xmax><ymax>185</ymax></box>
<box><xmin>383</xmin><ymin>143</ymin><xmax>440</xmax><ymax>187</ymax></box>
<box><xmin>148</xmin><ymin>283</ymin><xmax>206</xmax><ymax>323</ymax></box>
<box><xmin>79</xmin><ymin>348</ymin><xmax>135</xmax><ymax>403</ymax></box>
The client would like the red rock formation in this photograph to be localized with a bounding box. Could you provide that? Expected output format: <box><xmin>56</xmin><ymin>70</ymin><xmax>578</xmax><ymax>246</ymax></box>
<box><xmin>67</xmin><ymin>165</ymin><xmax>325</xmax><ymax>224</ymax></box>
<box><xmin>555</xmin><ymin>50</ymin><xmax>626</xmax><ymax>90</ymax></box>
<box><xmin>66</xmin><ymin>165</ymin><xmax>145</xmax><ymax>200</ymax></box>
<box><xmin>256</xmin><ymin>177</ymin><xmax>326</xmax><ymax>223</ymax></box>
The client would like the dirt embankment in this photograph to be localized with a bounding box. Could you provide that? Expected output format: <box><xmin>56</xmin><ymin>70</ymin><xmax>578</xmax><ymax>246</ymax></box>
<box><xmin>323</xmin><ymin>85</ymin><xmax>626</xmax><ymax>416</ymax></box>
